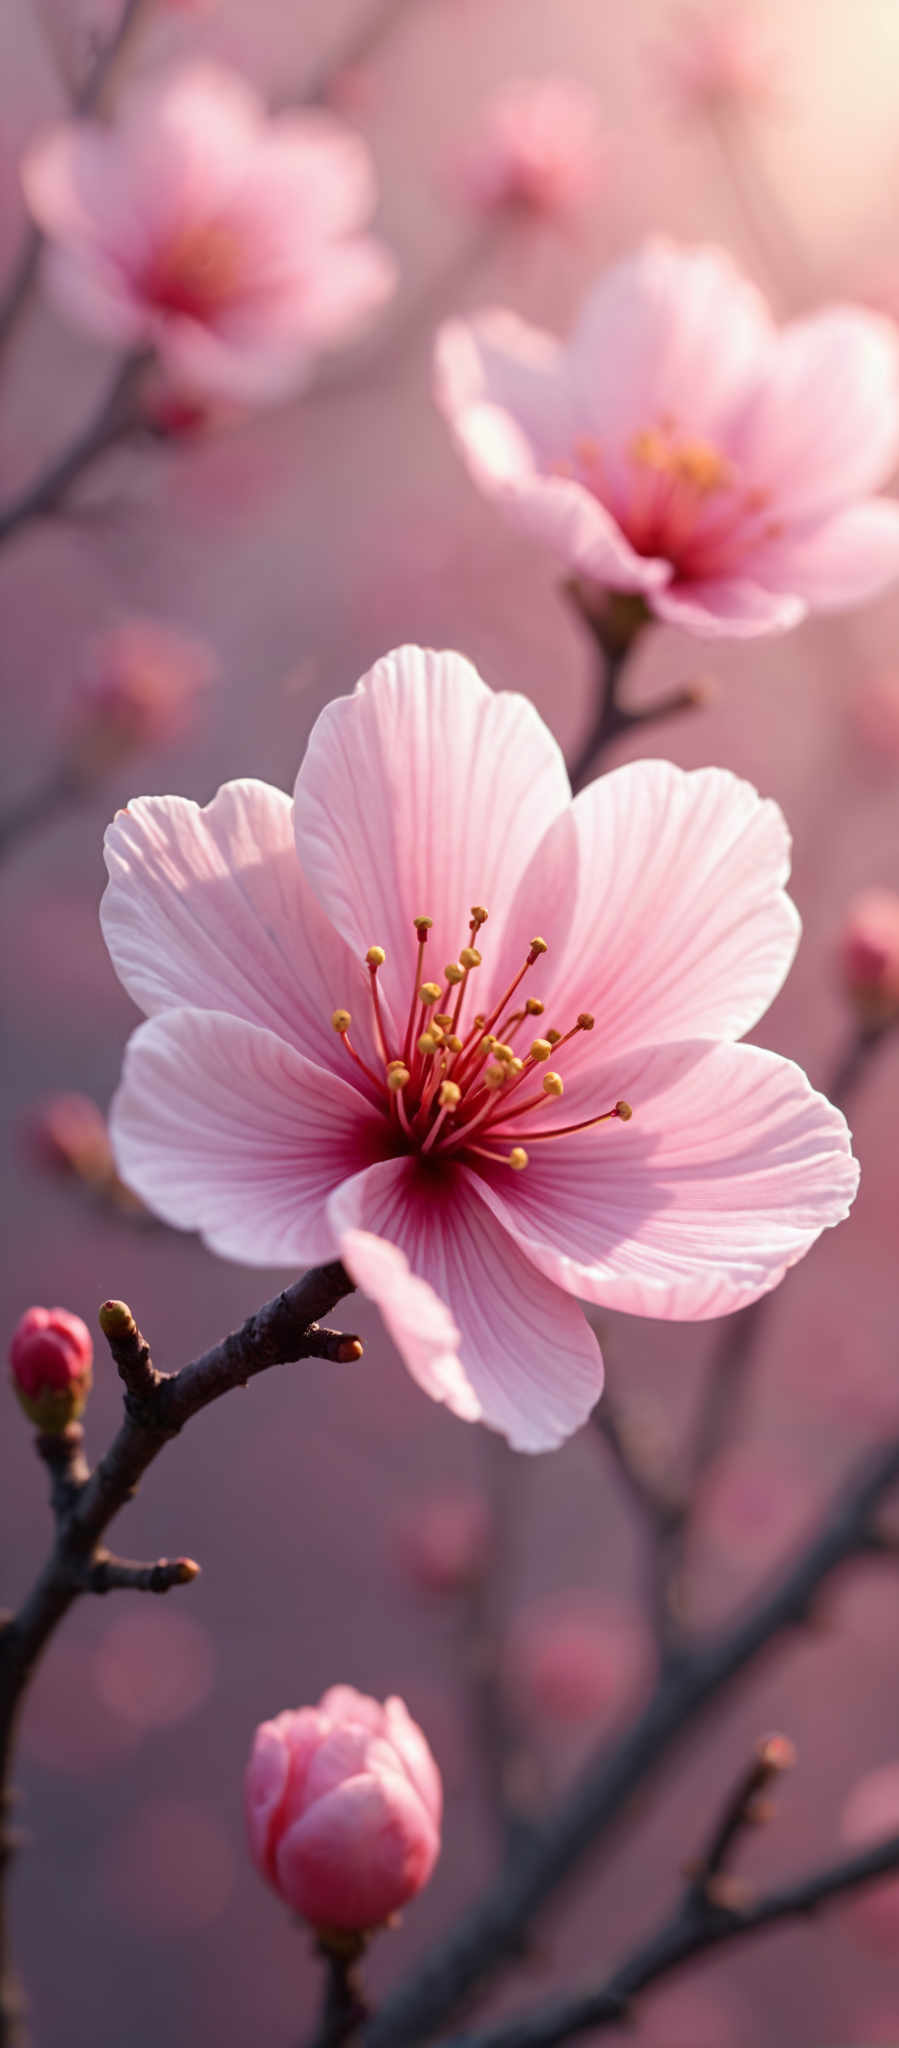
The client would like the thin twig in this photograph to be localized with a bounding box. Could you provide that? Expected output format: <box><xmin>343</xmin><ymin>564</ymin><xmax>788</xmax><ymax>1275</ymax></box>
<box><xmin>361</xmin><ymin>1427</ymin><xmax>899</xmax><ymax>2046</ymax></box>
<box><xmin>0</xmin><ymin>351</ymin><xmax>147</xmax><ymax>549</ymax></box>
<box><xmin>307</xmin><ymin>1939</ymin><xmax>370</xmax><ymax>2048</ymax></box>
<box><xmin>683</xmin><ymin>1731</ymin><xmax>795</xmax><ymax>1906</ymax></box>
<box><xmin>0</xmin><ymin>0</ymin><xmax>146</xmax><ymax>357</ymax></box>
<box><xmin>441</xmin><ymin>1832</ymin><xmax>899</xmax><ymax>2047</ymax></box>
<box><xmin>279</xmin><ymin>0</ymin><xmax>413</xmax><ymax>111</ymax></box>
<box><xmin>0</xmin><ymin>1262</ymin><xmax>359</xmax><ymax>2048</ymax></box>
<box><xmin>564</xmin><ymin>587</ymin><xmax>702</xmax><ymax>793</ymax></box>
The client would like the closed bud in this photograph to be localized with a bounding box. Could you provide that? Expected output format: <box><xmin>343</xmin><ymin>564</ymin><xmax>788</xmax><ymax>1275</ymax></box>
<box><xmin>9</xmin><ymin>1306</ymin><xmax>93</xmax><ymax>1432</ymax></box>
<box><xmin>245</xmin><ymin>1686</ymin><xmax>442</xmax><ymax>1933</ymax></box>
<box><xmin>841</xmin><ymin>889</ymin><xmax>899</xmax><ymax>1027</ymax></box>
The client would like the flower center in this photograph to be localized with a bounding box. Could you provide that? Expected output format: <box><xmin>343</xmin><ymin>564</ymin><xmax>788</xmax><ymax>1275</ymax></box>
<box><xmin>330</xmin><ymin>910</ymin><xmax>631</xmax><ymax>1171</ymax></box>
<box><xmin>142</xmin><ymin>220</ymin><xmax>246</xmax><ymax>322</ymax></box>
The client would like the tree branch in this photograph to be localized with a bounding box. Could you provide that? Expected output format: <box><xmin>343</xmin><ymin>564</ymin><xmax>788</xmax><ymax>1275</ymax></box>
<box><xmin>361</xmin><ymin>1428</ymin><xmax>899</xmax><ymax>2046</ymax></box>
<box><xmin>441</xmin><ymin>1832</ymin><xmax>899</xmax><ymax>2047</ymax></box>
<box><xmin>0</xmin><ymin>352</ymin><xmax>148</xmax><ymax>550</ymax></box>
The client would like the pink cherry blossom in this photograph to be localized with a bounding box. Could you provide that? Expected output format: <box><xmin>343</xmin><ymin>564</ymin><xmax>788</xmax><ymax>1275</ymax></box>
<box><xmin>101</xmin><ymin>646</ymin><xmax>858</xmax><ymax>1451</ymax></box>
<box><xmin>22</xmin><ymin>61</ymin><xmax>396</xmax><ymax>403</ymax></box>
<box><xmin>70</xmin><ymin>616</ymin><xmax>217</xmax><ymax>759</ymax></box>
<box><xmin>9</xmin><ymin>1305</ymin><xmax>93</xmax><ymax>1430</ymax></box>
<box><xmin>245</xmin><ymin>1685</ymin><xmax>442</xmax><ymax>1932</ymax></box>
<box><xmin>434</xmin><ymin>238</ymin><xmax>899</xmax><ymax>639</ymax></box>
<box><xmin>650</xmin><ymin>5</ymin><xmax>782</xmax><ymax>118</ymax></box>
<box><xmin>458</xmin><ymin>78</ymin><xmax>604</xmax><ymax>223</ymax></box>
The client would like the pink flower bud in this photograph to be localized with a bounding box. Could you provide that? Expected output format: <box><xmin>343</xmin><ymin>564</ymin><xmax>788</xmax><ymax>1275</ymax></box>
<box><xmin>10</xmin><ymin>1306</ymin><xmax>93</xmax><ymax>1431</ymax></box>
<box><xmin>245</xmin><ymin>1685</ymin><xmax>442</xmax><ymax>1934</ymax></box>
<box><xmin>69</xmin><ymin>618</ymin><xmax>217</xmax><ymax>769</ymax></box>
<box><xmin>459</xmin><ymin>79</ymin><xmax>605</xmax><ymax>223</ymax></box>
<box><xmin>393</xmin><ymin>1494</ymin><xmax>490</xmax><ymax>1596</ymax></box>
<box><xmin>23</xmin><ymin>1092</ymin><xmax>115</xmax><ymax>1188</ymax></box>
<box><xmin>841</xmin><ymin>888</ymin><xmax>899</xmax><ymax>1027</ymax></box>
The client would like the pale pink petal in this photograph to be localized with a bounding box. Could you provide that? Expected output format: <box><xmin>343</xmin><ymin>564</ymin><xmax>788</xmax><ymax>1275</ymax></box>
<box><xmin>292</xmin><ymin>647</ymin><xmax>571</xmax><ymax>1032</ymax></box>
<box><xmin>434</xmin><ymin>316</ymin><xmax>669</xmax><ymax>592</ymax></box>
<box><xmin>733</xmin><ymin>309</ymin><xmax>899</xmax><ymax>521</ymax></box>
<box><xmin>333</xmin><ymin>1158</ymin><xmax>603</xmax><ymax>1451</ymax></box>
<box><xmin>157</xmin><ymin>315</ymin><xmax>313</xmax><ymax>403</ymax></box>
<box><xmin>22</xmin><ymin>124</ymin><xmax>134</xmax><ymax>244</ymax></box>
<box><xmin>338</xmin><ymin>1225</ymin><xmax>479</xmax><ymax>1423</ymax></box>
<box><xmin>101</xmin><ymin>782</ymin><xmax>380</xmax><ymax>1085</ymax></box>
<box><xmin>494</xmin><ymin>760</ymin><xmax>800</xmax><ymax>1066</ymax></box>
<box><xmin>293</xmin><ymin>239</ymin><xmax>397</xmax><ymax>349</ymax></box>
<box><xmin>276</xmin><ymin>1771</ymin><xmax>438</xmax><ymax>1930</ymax></box>
<box><xmin>383</xmin><ymin>1698</ymin><xmax>444</xmax><ymax>1822</ymax></box>
<box><xmin>110</xmin><ymin>1009</ymin><xmax>388</xmax><ymax>1264</ymax></box>
<box><xmin>477</xmin><ymin>1039</ymin><xmax>858</xmax><ymax>1320</ymax></box>
<box><xmin>118</xmin><ymin>62</ymin><xmax>265</xmax><ymax>235</ymax></box>
<box><xmin>746</xmin><ymin>498</ymin><xmax>899</xmax><ymax>609</ymax></box>
<box><xmin>651</xmin><ymin>577</ymin><xmax>805</xmax><ymax>636</ymax></box>
<box><xmin>260</xmin><ymin>114</ymin><xmax>379</xmax><ymax>235</ymax></box>
<box><xmin>39</xmin><ymin>244</ymin><xmax>149</xmax><ymax>345</ymax></box>
<box><xmin>568</xmin><ymin>238</ymin><xmax>774</xmax><ymax>448</ymax></box>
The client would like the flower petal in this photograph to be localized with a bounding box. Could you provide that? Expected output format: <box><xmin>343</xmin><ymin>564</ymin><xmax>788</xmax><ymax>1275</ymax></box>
<box><xmin>292</xmin><ymin>647</ymin><xmax>571</xmax><ymax>1029</ymax></box>
<box><xmin>734</xmin><ymin>307</ymin><xmax>899</xmax><ymax>521</ymax></box>
<box><xmin>333</xmin><ymin>1158</ymin><xmax>603</xmax><ymax>1451</ymax></box>
<box><xmin>494</xmin><ymin>759</ymin><xmax>800</xmax><ymax>1064</ymax></box>
<box><xmin>434</xmin><ymin>316</ymin><xmax>670</xmax><ymax>592</ymax></box>
<box><xmin>651</xmin><ymin>576</ymin><xmax>805</xmax><ymax>637</ymax></box>
<box><xmin>746</xmin><ymin>497</ymin><xmax>899</xmax><ymax>610</ymax></box>
<box><xmin>477</xmin><ymin>1038</ymin><xmax>859</xmax><ymax>1320</ymax></box>
<box><xmin>101</xmin><ymin>781</ymin><xmax>381</xmax><ymax>1085</ymax></box>
<box><xmin>110</xmin><ymin>1008</ymin><xmax>388</xmax><ymax>1265</ymax></box>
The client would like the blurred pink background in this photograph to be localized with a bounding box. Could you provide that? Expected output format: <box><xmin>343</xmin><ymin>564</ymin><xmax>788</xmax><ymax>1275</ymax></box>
<box><xmin>2</xmin><ymin>1</ymin><xmax>899</xmax><ymax>2042</ymax></box>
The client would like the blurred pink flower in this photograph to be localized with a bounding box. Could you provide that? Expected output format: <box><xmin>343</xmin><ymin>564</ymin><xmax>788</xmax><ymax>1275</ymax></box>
<box><xmin>507</xmin><ymin>1596</ymin><xmax>651</xmax><ymax>1722</ymax></box>
<box><xmin>393</xmin><ymin>1494</ymin><xmax>490</xmax><ymax>1595</ymax></box>
<box><xmin>651</xmin><ymin>4</ymin><xmax>781</xmax><ymax>117</ymax></box>
<box><xmin>841</xmin><ymin>888</ymin><xmax>899</xmax><ymax>1028</ymax></box>
<box><xmin>841</xmin><ymin>1763</ymin><xmax>899</xmax><ymax>1953</ymax></box>
<box><xmin>9</xmin><ymin>1305</ymin><xmax>93</xmax><ymax>1430</ymax></box>
<box><xmin>70</xmin><ymin>616</ymin><xmax>217</xmax><ymax>762</ymax></box>
<box><xmin>94</xmin><ymin>1609</ymin><xmax>215</xmax><ymax>1730</ymax></box>
<box><xmin>851</xmin><ymin>669</ymin><xmax>899</xmax><ymax>761</ymax></box>
<box><xmin>101</xmin><ymin>647</ymin><xmax>857</xmax><ymax>1451</ymax></box>
<box><xmin>435</xmin><ymin>238</ymin><xmax>899</xmax><ymax>639</ymax></box>
<box><xmin>245</xmin><ymin>1685</ymin><xmax>442</xmax><ymax>1932</ymax></box>
<box><xmin>22</xmin><ymin>61</ymin><xmax>396</xmax><ymax>402</ymax></box>
<box><xmin>459</xmin><ymin>78</ymin><xmax>604</xmax><ymax>222</ymax></box>
<box><xmin>23</xmin><ymin>1091</ymin><xmax>115</xmax><ymax>1187</ymax></box>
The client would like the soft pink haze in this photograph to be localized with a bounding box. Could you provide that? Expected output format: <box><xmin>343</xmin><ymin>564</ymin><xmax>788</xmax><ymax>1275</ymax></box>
<box><xmin>70</xmin><ymin>617</ymin><xmax>218</xmax><ymax>759</ymax></box>
<box><xmin>458</xmin><ymin>77</ymin><xmax>605</xmax><ymax>222</ymax></box>
<box><xmin>244</xmin><ymin>1685</ymin><xmax>442</xmax><ymax>1933</ymax></box>
<box><xmin>841</xmin><ymin>1763</ymin><xmax>899</xmax><ymax>1953</ymax></box>
<box><xmin>435</xmin><ymin>238</ymin><xmax>899</xmax><ymax>639</ymax></box>
<box><xmin>650</xmin><ymin>4</ymin><xmax>782</xmax><ymax>117</ymax></box>
<box><xmin>22</xmin><ymin>62</ymin><xmax>396</xmax><ymax>403</ymax></box>
<box><xmin>841</xmin><ymin>887</ymin><xmax>899</xmax><ymax>1026</ymax></box>
<box><xmin>100</xmin><ymin>647</ymin><xmax>857</xmax><ymax>1451</ymax></box>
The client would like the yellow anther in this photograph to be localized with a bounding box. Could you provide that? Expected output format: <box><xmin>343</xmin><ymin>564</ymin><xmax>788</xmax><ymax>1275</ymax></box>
<box><xmin>387</xmin><ymin>1057</ymin><xmax>406</xmax><ymax>1070</ymax></box>
<box><xmin>418</xmin><ymin>1032</ymin><xmax>439</xmax><ymax>1057</ymax></box>
<box><xmin>434</xmin><ymin>1014</ymin><xmax>453</xmax><ymax>1029</ymax></box>
<box><xmin>445</xmin><ymin>1034</ymin><xmax>463</xmax><ymax>1054</ymax></box>
<box><xmin>543</xmin><ymin>1072</ymin><xmax>564</xmax><ymax>1097</ymax></box>
<box><xmin>508</xmin><ymin>1147</ymin><xmax>529</xmax><ymax>1171</ymax></box>
<box><xmin>525</xmin><ymin>997</ymin><xmax>545</xmax><ymax>1016</ymax></box>
<box><xmin>413</xmin><ymin>916</ymin><xmax>433</xmax><ymax>933</ymax></box>
<box><xmin>387</xmin><ymin>1065</ymin><xmax>410</xmax><ymax>1092</ymax></box>
<box><xmin>470</xmin><ymin>906</ymin><xmax>489</xmax><ymax>928</ymax></box>
<box><xmin>616</xmin><ymin>1100</ymin><xmax>633</xmax><ymax>1121</ymax></box>
<box><xmin>444</xmin><ymin>962</ymin><xmax>465</xmax><ymax>986</ymax></box>
<box><xmin>528</xmin><ymin>936</ymin><xmax>548</xmax><ymax>958</ymax></box>
<box><xmin>577</xmin><ymin>1012</ymin><xmax>595</xmax><ymax>1031</ymax></box>
<box><xmin>331</xmin><ymin>1009</ymin><xmax>351</xmax><ymax>1033</ymax></box>
<box><xmin>506</xmin><ymin>1057</ymin><xmax>524</xmax><ymax>1076</ymax></box>
<box><xmin>529</xmin><ymin>1038</ymin><xmax>552</xmax><ymax>1062</ymax></box>
<box><xmin>430</xmin><ymin>1025</ymin><xmax>445</xmax><ymax>1044</ymax></box>
<box><xmin>494</xmin><ymin>1042</ymin><xmax>516</xmax><ymax>1063</ymax></box>
<box><xmin>459</xmin><ymin>947</ymin><xmax>482</xmax><ymax>971</ymax></box>
<box><xmin>366</xmin><ymin>946</ymin><xmax>386</xmax><ymax>968</ymax></box>
<box><xmin>473</xmin><ymin>1014</ymin><xmax>486</xmax><ymax>1029</ymax></box>
<box><xmin>545</xmin><ymin>1029</ymin><xmax>562</xmax><ymax>1045</ymax></box>
<box><xmin>484</xmin><ymin>1065</ymin><xmax>507</xmax><ymax>1089</ymax></box>
<box><xmin>480</xmin><ymin>1034</ymin><xmax>498</xmax><ymax>1053</ymax></box>
<box><xmin>439</xmin><ymin>1080</ymin><xmax>461</xmax><ymax>1109</ymax></box>
<box><xmin>420</xmin><ymin>982</ymin><xmax>442</xmax><ymax>1005</ymax></box>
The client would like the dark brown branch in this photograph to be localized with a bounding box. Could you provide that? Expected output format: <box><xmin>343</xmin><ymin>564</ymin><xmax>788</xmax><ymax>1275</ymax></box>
<box><xmin>441</xmin><ymin>1832</ymin><xmax>899</xmax><ymax>2047</ymax></box>
<box><xmin>307</xmin><ymin>1937</ymin><xmax>370</xmax><ymax>2048</ymax></box>
<box><xmin>0</xmin><ymin>352</ymin><xmax>147</xmax><ymax>549</ymax></box>
<box><xmin>361</xmin><ymin>1429</ymin><xmax>899</xmax><ymax>2047</ymax></box>
<box><xmin>683</xmin><ymin>1732</ymin><xmax>796</xmax><ymax>1906</ymax></box>
<box><xmin>83</xmin><ymin>1553</ymin><xmax>200</xmax><ymax>1595</ymax></box>
<box><xmin>564</xmin><ymin>587</ymin><xmax>704</xmax><ymax>792</ymax></box>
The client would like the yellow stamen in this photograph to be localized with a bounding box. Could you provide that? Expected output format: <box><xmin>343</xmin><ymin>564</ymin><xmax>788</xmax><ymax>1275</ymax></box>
<box><xmin>459</xmin><ymin>947</ymin><xmax>482</xmax><ymax>971</ymax></box>
<box><xmin>508</xmin><ymin>1147</ymin><xmax>529</xmax><ymax>1171</ymax></box>
<box><xmin>413</xmin><ymin>916</ymin><xmax>433</xmax><ymax>935</ymax></box>
<box><xmin>529</xmin><ymin>937</ymin><xmax>548</xmax><ymax>958</ymax></box>
<box><xmin>525</xmin><ymin>998</ymin><xmax>545</xmax><ymax>1016</ymax></box>
<box><xmin>420</xmin><ymin>982</ymin><xmax>442</xmax><ymax>1006</ymax></box>
<box><xmin>529</xmin><ymin>1038</ymin><xmax>552</xmax><ymax>1062</ymax></box>
<box><xmin>444</xmin><ymin>963</ymin><xmax>465</xmax><ymax>986</ymax></box>
<box><xmin>440</xmin><ymin>1080</ymin><xmax>461</xmax><ymax>1109</ymax></box>
<box><xmin>543</xmin><ymin>1072</ymin><xmax>564</xmax><ymax>1097</ymax></box>
<box><xmin>418</xmin><ymin>1032</ymin><xmax>439</xmax><ymax>1057</ymax></box>
<box><xmin>470</xmin><ymin>905</ymin><xmax>489</xmax><ymax>929</ymax></box>
<box><xmin>545</xmin><ymin>1029</ymin><xmax>562</xmax><ymax>1046</ymax></box>
<box><xmin>365</xmin><ymin>946</ymin><xmax>386</xmax><ymax>968</ymax></box>
<box><xmin>387</xmin><ymin>1066</ymin><xmax>410</xmax><ymax>1092</ymax></box>
<box><xmin>331</xmin><ymin>1009</ymin><xmax>351</xmax><ymax>1033</ymax></box>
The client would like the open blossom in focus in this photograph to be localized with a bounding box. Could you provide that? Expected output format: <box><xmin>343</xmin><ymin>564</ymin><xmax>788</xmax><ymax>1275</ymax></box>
<box><xmin>101</xmin><ymin>648</ymin><xmax>857</xmax><ymax>1450</ymax></box>
<box><xmin>69</xmin><ymin>617</ymin><xmax>217</xmax><ymax>767</ymax></box>
<box><xmin>841</xmin><ymin>1764</ymin><xmax>899</xmax><ymax>1953</ymax></box>
<box><xmin>435</xmin><ymin>238</ymin><xmax>899</xmax><ymax>639</ymax></box>
<box><xmin>651</xmin><ymin>4</ymin><xmax>781</xmax><ymax>117</ymax></box>
<box><xmin>459</xmin><ymin>79</ymin><xmax>604</xmax><ymax>223</ymax></box>
<box><xmin>22</xmin><ymin>62</ymin><xmax>396</xmax><ymax>403</ymax></box>
<box><xmin>9</xmin><ymin>1306</ymin><xmax>93</xmax><ymax>1431</ymax></box>
<box><xmin>840</xmin><ymin>888</ymin><xmax>899</xmax><ymax>1028</ymax></box>
<box><xmin>245</xmin><ymin>1686</ymin><xmax>442</xmax><ymax>1932</ymax></box>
